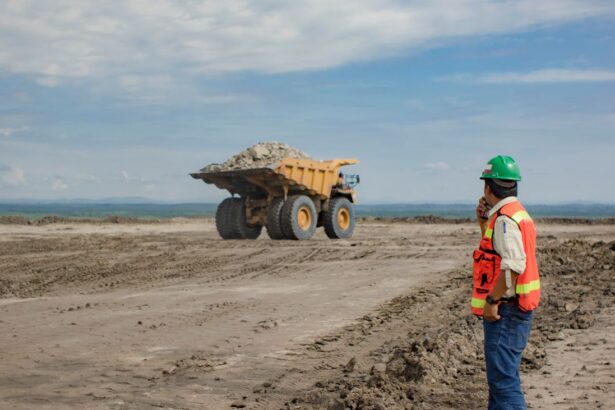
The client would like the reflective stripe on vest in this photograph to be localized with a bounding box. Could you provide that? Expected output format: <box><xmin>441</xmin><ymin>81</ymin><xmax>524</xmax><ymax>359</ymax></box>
<box><xmin>485</xmin><ymin>227</ymin><xmax>493</xmax><ymax>239</ymax></box>
<box><xmin>471</xmin><ymin>297</ymin><xmax>486</xmax><ymax>309</ymax></box>
<box><xmin>511</xmin><ymin>210</ymin><xmax>531</xmax><ymax>224</ymax></box>
<box><xmin>516</xmin><ymin>279</ymin><xmax>540</xmax><ymax>294</ymax></box>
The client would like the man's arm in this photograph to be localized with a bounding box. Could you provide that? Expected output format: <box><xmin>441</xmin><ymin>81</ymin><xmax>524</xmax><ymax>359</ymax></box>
<box><xmin>483</xmin><ymin>270</ymin><xmax>519</xmax><ymax>322</ymax></box>
<box><xmin>483</xmin><ymin>216</ymin><xmax>526</xmax><ymax>322</ymax></box>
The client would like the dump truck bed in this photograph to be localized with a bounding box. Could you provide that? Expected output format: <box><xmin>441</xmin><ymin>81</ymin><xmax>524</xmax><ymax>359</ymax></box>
<box><xmin>190</xmin><ymin>158</ymin><xmax>357</xmax><ymax>200</ymax></box>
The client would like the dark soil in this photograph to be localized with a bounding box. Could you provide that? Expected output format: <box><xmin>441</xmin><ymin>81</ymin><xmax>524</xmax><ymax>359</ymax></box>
<box><xmin>0</xmin><ymin>215</ymin><xmax>161</xmax><ymax>225</ymax></box>
<box><xmin>292</xmin><ymin>239</ymin><xmax>615</xmax><ymax>409</ymax></box>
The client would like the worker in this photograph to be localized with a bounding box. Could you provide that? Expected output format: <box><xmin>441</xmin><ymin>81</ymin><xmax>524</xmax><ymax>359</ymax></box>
<box><xmin>472</xmin><ymin>155</ymin><xmax>541</xmax><ymax>409</ymax></box>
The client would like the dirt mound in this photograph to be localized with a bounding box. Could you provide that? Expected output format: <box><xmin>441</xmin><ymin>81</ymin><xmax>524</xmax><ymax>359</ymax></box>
<box><xmin>0</xmin><ymin>215</ymin><xmax>31</xmax><ymax>225</ymax></box>
<box><xmin>360</xmin><ymin>215</ymin><xmax>473</xmax><ymax>224</ymax></box>
<box><xmin>0</xmin><ymin>215</ymin><xmax>160</xmax><ymax>225</ymax></box>
<box><xmin>201</xmin><ymin>141</ymin><xmax>312</xmax><ymax>172</ymax></box>
<box><xmin>101</xmin><ymin>216</ymin><xmax>155</xmax><ymax>224</ymax></box>
<box><xmin>295</xmin><ymin>239</ymin><xmax>615</xmax><ymax>409</ymax></box>
<box><xmin>0</xmin><ymin>215</ymin><xmax>70</xmax><ymax>225</ymax></box>
<box><xmin>537</xmin><ymin>217</ymin><xmax>615</xmax><ymax>225</ymax></box>
<box><xmin>360</xmin><ymin>216</ymin><xmax>615</xmax><ymax>225</ymax></box>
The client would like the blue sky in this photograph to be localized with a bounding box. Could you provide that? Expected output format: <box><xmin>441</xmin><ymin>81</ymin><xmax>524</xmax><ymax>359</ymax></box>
<box><xmin>1</xmin><ymin>1</ymin><xmax>614</xmax><ymax>203</ymax></box>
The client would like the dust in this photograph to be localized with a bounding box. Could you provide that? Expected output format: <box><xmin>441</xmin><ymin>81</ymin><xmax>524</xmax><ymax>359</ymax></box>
<box><xmin>201</xmin><ymin>141</ymin><xmax>312</xmax><ymax>172</ymax></box>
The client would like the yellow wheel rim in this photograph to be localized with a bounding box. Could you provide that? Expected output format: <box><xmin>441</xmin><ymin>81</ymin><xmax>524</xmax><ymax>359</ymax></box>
<box><xmin>337</xmin><ymin>208</ymin><xmax>350</xmax><ymax>230</ymax></box>
<box><xmin>297</xmin><ymin>206</ymin><xmax>312</xmax><ymax>230</ymax></box>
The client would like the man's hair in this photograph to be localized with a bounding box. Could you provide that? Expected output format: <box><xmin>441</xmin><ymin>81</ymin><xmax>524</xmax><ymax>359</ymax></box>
<box><xmin>485</xmin><ymin>178</ymin><xmax>518</xmax><ymax>199</ymax></box>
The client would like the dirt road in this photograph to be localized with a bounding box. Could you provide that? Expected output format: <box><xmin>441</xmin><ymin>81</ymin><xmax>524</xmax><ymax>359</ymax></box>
<box><xmin>0</xmin><ymin>219</ymin><xmax>613</xmax><ymax>409</ymax></box>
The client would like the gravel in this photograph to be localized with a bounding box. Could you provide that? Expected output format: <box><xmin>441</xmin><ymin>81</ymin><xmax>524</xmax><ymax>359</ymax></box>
<box><xmin>201</xmin><ymin>141</ymin><xmax>312</xmax><ymax>172</ymax></box>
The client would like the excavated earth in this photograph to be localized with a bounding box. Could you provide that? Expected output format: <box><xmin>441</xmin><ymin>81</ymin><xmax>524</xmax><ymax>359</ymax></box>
<box><xmin>0</xmin><ymin>219</ymin><xmax>613</xmax><ymax>409</ymax></box>
<box><xmin>201</xmin><ymin>142</ymin><xmax>312</xmax><ymax>172</ymax></box>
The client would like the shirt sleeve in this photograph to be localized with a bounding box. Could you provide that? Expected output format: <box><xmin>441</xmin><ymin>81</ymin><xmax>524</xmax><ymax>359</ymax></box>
<box><xmin>492</xmin><ymin>215</ymin><xmax>526</xmax><ymax>275</ymax></box>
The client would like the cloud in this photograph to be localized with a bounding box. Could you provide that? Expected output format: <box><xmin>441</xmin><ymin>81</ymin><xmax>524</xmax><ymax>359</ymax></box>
<box><xmin>0</xmin><ymin>126</ymin><xmax>28</xmax><ymax>137</ymax></box>
<box><xmin>120</xmin><ymin>170</ymin><xmax>147</xmax><ymax>183</ymax></box>
<box><xmin>425</xmin><ymin>161</ymin><xmax>450</xmax><ymax>171</ymax></box>
<box><xmin>119</xmin><ymin>170</ymin><xmax>156</xmax><ymax>193</ymax></box>
<box><xmin>74</xmin><ymin>173</ymin><xmax>100</xmax><ymax>184</ymax></box>
<box><xmin>51</xmin><ymin>177</ymin><xmax>69</xmax><ymax>191</ymax></box>
<box><xmin>0</xmin><ymin>164</ymin><xmax>26</xmax><ymax>187</ymax></box>
<box><xmin>35</xmin><ymin>77</ymin><xmax>62</xmax><ymax>87</ymax></box>
<box><xmin>439</xmin><ymin>69</ymin><xmax>615</xmax><ymax>84</ymax></box>
<box><xmin>0</xmin><ymin>1</ymin><xmax>612</xmax><ymax>84</ymax></box>
<box><xmin>109</xmin><ymin>74</ymin><xmax>253</xmax><ymax>104</ymax></box>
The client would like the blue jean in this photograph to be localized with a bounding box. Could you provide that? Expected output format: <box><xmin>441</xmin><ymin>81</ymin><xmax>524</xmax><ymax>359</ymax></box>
<box><xmin>483</xmin><ymin>303</ymin><xmax>533</xmax><ymax>410</ymax></box>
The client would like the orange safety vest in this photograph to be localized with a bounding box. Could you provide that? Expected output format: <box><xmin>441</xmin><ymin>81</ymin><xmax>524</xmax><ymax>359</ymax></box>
<box><xmin>471</xmin><ymin>199</ymin><xmax>540</xmax><ymax>316</ymax></box>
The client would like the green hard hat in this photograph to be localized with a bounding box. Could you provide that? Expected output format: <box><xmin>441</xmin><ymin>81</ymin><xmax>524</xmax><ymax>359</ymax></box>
<box><xmin>480</xmin><ymin>155</ymin><xmax>522</xmax><ymax>181</ymax></box>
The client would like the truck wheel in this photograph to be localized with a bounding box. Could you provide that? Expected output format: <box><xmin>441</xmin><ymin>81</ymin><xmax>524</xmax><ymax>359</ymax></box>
<box><xmin>231</xmin><ymin>197</ymin><xmax>262</xmax><ymax>240</ymax></box>
<box><xmin>281</xmin><ymin>195</ymin><xmax>317</xmax><ymax>240</ymax></box>
<box><xmin>266</xmin><ymin>198</ymin><xmax>286</xmax><ymax>239</ymax></box>
<box><xmin>324</xmin><ymin>197</ymin><xmax>355</xmax><ymax>239</ymax></box>
<box><xmin>215</xmin><ymin>198</ymin><xmax>239</xmax><ymax>239</ymax></box>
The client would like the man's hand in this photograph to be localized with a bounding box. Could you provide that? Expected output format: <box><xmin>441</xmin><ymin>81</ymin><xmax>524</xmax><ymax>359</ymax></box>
<box><xmin>476</xmin><ymin>196</ymin><xmax>490</xmax><ymax>220</ymax></box>
<box><xmin>483</xmin><ymin>302</ymin><xmax>501</xmax><ymax>322</ymax></box>
<box><xmin>476</xmin><ymin>197</ymin><xmax>490</xmax><ymax>235</ymax></box>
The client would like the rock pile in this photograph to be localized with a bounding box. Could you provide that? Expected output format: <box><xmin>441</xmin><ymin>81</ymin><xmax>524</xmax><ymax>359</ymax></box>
<box><xmin>201</xmin><ymin>141</ymin><xmax>312</xmax><ymax>172</ymax></box>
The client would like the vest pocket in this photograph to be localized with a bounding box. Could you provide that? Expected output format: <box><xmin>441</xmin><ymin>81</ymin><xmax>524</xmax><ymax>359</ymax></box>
<box><xmin>483</xmin><ymin>256</ymin><xmax>496</xmax><ymax>285</ymax></box>
<box><xmin>473</xmin><ymin>250</ymin><xmax>492</xmax><ymax>294</ymax></box>
<box><xmin>473</xmin><ymin>249</ymin><xmax>497</xmax><ymax>294</ymax></box>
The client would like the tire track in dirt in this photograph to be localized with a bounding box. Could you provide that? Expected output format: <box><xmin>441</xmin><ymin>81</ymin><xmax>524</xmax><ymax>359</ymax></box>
<box><xmin>0</xmin><ymin>230</ymin><xmax>440</xmax><ymax>298</ymax></box>
<box><xmin>242</xmin><ymin>238</ymin><xmax>615</xmax><ymax>410</ymax></box>
<box><xmin>4</xmin><ymin>221</ymin><xmax>610</xmax><ymax>409</ymax></box>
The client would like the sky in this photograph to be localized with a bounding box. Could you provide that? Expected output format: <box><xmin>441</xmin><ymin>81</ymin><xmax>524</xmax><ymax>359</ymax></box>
<box><xmin>1</xmin><ymin>0</ymin><xmax>614</xmax><ymax>204</ymax></box>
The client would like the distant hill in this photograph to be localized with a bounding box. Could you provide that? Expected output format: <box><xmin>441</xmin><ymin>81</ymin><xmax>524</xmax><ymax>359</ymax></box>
<box><xmin>0</xmin><ymin>202</ymin><xmax>613</xmax><ymax>220</ymax></box>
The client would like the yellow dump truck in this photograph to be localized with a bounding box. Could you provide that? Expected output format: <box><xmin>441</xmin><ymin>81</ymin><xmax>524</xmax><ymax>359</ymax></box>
<box><xmin>190</xmin><ymin>158</ymin><xmax>360</xmax><ymax>240</ymax></box>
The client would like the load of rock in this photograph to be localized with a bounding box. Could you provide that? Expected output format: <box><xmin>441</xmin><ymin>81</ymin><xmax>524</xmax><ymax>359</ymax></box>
<box><xmin>201</xmin><ymin>141</ymin><xmax>312</xmax><ymax>172</ymax></box>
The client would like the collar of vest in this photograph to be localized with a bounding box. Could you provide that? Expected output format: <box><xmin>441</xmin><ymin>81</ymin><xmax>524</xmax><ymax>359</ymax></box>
<box><xmin>483</xmin><ymin>199</ymin><xmax>532</xmax><ymax>243</ymax></box>
<box><xmin>487</xmin><ymin>196</ymin><xmax>519</xmax><ymax>218</ymax></box>
<box><xmin>487</xmin><ymin>199</ymin><xmax>527</xmax><ymax>229</ymax></box>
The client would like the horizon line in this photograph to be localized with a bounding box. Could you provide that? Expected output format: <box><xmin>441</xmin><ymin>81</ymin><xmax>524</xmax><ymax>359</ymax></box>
<box><xmin>1</xmin><ymin>200</ymin><xmax>614</xmax><ymax>207</ymax></box>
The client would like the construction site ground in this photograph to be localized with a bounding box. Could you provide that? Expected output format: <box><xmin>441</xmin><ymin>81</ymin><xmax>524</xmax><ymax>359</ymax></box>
<box><xmin>0</xmin><ymin>219</ymin><xmax>613</xmax><ymax>409</ymax></box>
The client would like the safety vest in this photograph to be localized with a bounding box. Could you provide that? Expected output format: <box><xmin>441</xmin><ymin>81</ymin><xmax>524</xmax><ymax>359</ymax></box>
<box><xmin>471</xmin><ymin>199</ymin><xmax>540</xmax><ymax>316</ymax></box>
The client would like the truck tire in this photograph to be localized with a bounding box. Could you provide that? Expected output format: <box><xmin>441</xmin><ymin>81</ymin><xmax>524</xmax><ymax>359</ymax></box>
<box><xmin>324</xmin><ymin>197</ymin><xmax>355</xmax><ymax>239</ymax></box>
<box><xmin>266</xmin><ymin>198</ymin><xmax>286</xmax><ymax>239</ymax></box>
<box><xmin>231</xmin><ymin>197</ymin><xmax>262</xmax><ymax>240</ymax></box>
<box><xmin>280</xmin><ymin>195</ymin><xmax>317</xmax><ymax>240</ymax></box>
<box><xmin>215</xmin><ymin>198</ymin><xmax>239</xmax><ymax>239</ymax></box>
